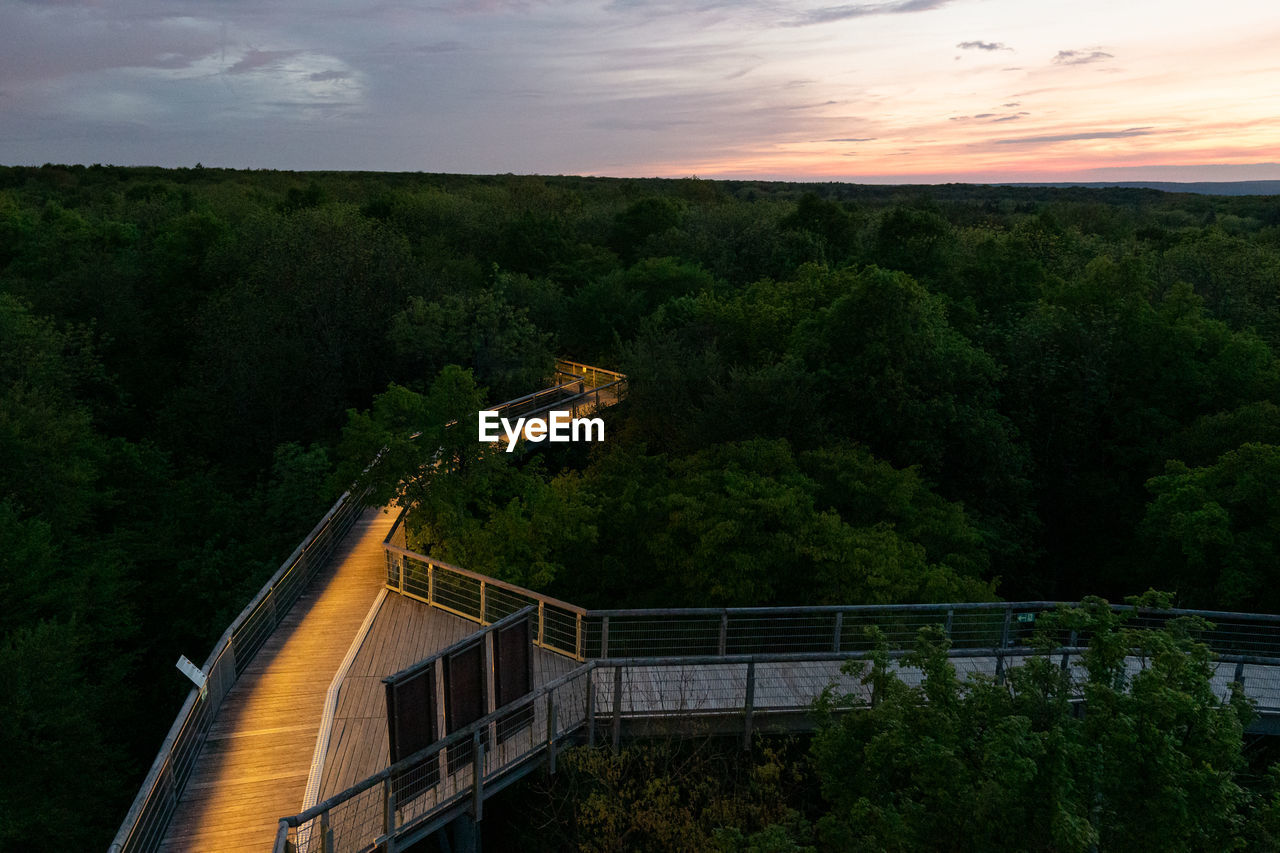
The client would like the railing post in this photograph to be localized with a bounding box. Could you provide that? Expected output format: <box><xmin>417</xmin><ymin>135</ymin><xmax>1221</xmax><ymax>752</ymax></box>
<box><xmin>743</xmin><ymin>660</ymin><xmax>756</xmax><ymax>751</ymax></box>
<box><xmin>547</xmin><ymin>695</ymin><xmax>558</xmax><ymax>774</ymax></box>
<box><xmin>576</xmin><ymin>612</ymin><xmax>584</xmax><ymax>661</ymax></box>
<box><xmin>479</xmin><ymin>580</ymin><xmax>487</xmax><ymax>624</ymax></box>
<box><xmin>612</xmin><ymin>665</ymin><xmax>624</xmax><ymax>753</ymax></box>
<box><xmin>537</xmin><ymin>601</ymin><xmax>545</xmax><ymax>648</ymax></box>
<box><xmin>436</xmin><ymin>658</ymin><xmax>448</xmax><ymax>784</ymax></box>
<box><xmin>472</xmin><ymin>729</ymin><xmax>484</xmax><ymax>821</ymax></box>
<box><xmin>1062</xmin><ymin>630</ymin><xmax>1077</xmax><ymax>671</ymax></box>
<box><xmin>1235</xmin><ymin>659</ymin><xmax>1247</xmax><ymax>688</ymax></box>
<box><xmin>587</xmin><ymin>670</ymin><xmax>597</xmax><ymax>747</ymax></box>
<box><xmin>996</xmin><ymin>606</ymin><xmax>1012</xmax><ymax>684</ymax></box>
<box><xmin>382</xmin><ymin>776</ymin><xmax>396</xmax><ymax>844</ymax></box>
<box><xmin>397</xmin><ymin>555</ymin><xmax>405</xmax><ymax>593</ymax></box>
<box><xmin>944</xmin><ymin>608</ymin><xmax>954</xmax><ymax>639</ymax></box>
<box><xmin>601</xmin><ymin>615</ymin><xmax>610</xmax><ymax>658</ymax></box>
<box><xmin>320</xmin><ymin>810</ymin><xmax>332</xmax><ymax>853</ymax></box>
<box><xmin>427</xmin><ymin>562</ymin><xmax>435</xmax><ymax>606</ymax></box>
<box><xmin>274</xmin><ymin>819</ymin><xmax>292</xmax><ymax>853</ymax></box>
<box><xmin>718</xmin><ymin>611</ymin><xmax>728</xmax><ymax>656</ymax></box>
<box><xmin>832</xmin><ymin>612</ymin><xmax>843</xmax><ymax>653</ymax></box>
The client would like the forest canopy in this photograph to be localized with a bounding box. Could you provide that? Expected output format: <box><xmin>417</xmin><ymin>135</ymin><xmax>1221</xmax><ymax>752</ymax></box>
<box><xmin>2</xmin><ymin>164</ymin><xmax>1280</xmax><ymax>848</ymax></box>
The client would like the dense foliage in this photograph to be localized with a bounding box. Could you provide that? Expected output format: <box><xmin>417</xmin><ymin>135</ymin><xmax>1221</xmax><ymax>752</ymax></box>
<box><xmin>512</xmin><ymin>597</ymin><xmax>1280</xmax><ymax>852</ymax></box>
<box><xmin>3</xmin><ymin>163</ymin><xmax>1280</xmax><ymax>847</ymax></box>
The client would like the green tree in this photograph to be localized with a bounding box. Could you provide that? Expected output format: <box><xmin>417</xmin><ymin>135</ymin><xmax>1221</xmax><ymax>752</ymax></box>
<box><xmin>811</xmin><ymin>596</ymin><xmax>1254</xmax><ymax>852</ymax></box>
<box><xmin>1141</xmin><ymin>443</ymin><xmax>1280</xmax><ymax>610</ymax></box>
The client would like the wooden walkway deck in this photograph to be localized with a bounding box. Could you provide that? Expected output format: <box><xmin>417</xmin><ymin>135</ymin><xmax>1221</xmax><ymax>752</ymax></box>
<box><xmin>316</xmin><ymin>593</ymin><xmax>578</xmax><ymax>801</ymax></box>
<box><xmin>157</xmin><ymin>506</ymin><xmax>397</xmax><ymax>853</ymax></box>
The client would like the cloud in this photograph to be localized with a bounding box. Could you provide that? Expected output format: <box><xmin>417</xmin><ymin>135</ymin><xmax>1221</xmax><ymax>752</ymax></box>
<box><xmin>309</xmin><ymin>70</ymin><xmax>351</xmax><ymax>82</ymax></box>
<box><xmin>784</xmin><ymin>0</ymin><xmax>954</xmax><ymax>27</ymax></box>
<box><xmin>995</xmin><ymin>127</ymin><xmax>1155</xmax><ymax>145</ymax></box>
<box><xmin>227</xmin><ymin>49</ymin><xmax>303</xmax><ymax>75</ymax></box>
<box><xmin>957</xmin><ymin>40</ymin><xmax>1010</xmax><ymax>51</ymax></box>
<box><xmin>1052</xmin><ymin>48</ymin><xmax>1114</xmax><ymax>66</ymax></box>
<box><xmin>828</xmin><ymin>137</ymin><xmax>876</xmax><ymax>142</ymax></box>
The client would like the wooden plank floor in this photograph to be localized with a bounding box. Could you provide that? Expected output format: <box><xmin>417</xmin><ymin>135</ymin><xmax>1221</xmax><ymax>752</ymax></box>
<box><xmin>158</xmin><ymin>506</ymin><xmax>397</xmax><ymax>853</ymax></box>
<box><xmin>317</xmin><ymin>592</ymin><xmax>579</xmax><ymax>801</ymax></box>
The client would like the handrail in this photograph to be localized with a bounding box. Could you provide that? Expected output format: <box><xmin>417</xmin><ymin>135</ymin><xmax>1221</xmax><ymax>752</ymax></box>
<box><xmin>586</xmin><ymin>601</ymin><xmax>1280</xmax><ymax>622</ymax></box>
<box><xmin>384</xmin><ymin>543</ymin><xmax>587</xmax><ymax>617</ymax></box>
<box><xmin>276</xmin><ymin>611</ymin><xmax>1280</xmax><ymax>853</ymax></box>
<box><xmin>385</xmin><ymin>537</ymin><xmax>587</xmax><ymax>660</ymax></box>
<box><xmin>555</xmin><ymin>358</ymin><xmax>626</xmax><ymax>384</ymax></box>
<box><xmin>109</xmin><ymin>486</ymin><xmax>366</xmax><ymax>853</ymax></box>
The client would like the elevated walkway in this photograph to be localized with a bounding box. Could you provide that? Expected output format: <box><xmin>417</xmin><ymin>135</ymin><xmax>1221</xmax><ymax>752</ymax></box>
<box><xmin>273</xmin><ymin>595</ymin><xmax>1280</xmax><ymax>853</ymax></box>
<box><xmin>156</xmin><ymin>507</ymin><xmax>395</xmax><ymax>853</ymax></box>
<box><xmin>111</xmin><ymin>359</ymin><xmax>627</xmax><ymax>853</ymax></box>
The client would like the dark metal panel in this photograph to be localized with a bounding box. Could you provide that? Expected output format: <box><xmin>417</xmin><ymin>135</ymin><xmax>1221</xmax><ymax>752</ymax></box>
<box><xmin>494</xmin><ymin>618</ymin><xmax>533</xmax><ymax>743</ymax></box>
<box><xmin>444</xmin><ymin>641</ymin><xmax>487</xmax><ymax>774</ymax></box>
<box><xmin>385</xmin><ymin>667</ymin><xmax>439</xmax><ymax>802</ymax></box>
<box><xmin>494</xmin><ymin>618</ymin><xmax>532</xmax><ymax>705</ymax></box>
<box><xmin>445</xmin><ymin>641</ymin><xmax>486</xmax><ymax>732</ymax></box>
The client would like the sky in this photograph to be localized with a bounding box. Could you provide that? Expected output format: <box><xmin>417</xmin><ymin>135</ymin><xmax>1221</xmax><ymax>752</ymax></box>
<box><xmin>1</xmin><ymin>0</ymin><xmax>1278</xmax><ymax>183</ymax></box>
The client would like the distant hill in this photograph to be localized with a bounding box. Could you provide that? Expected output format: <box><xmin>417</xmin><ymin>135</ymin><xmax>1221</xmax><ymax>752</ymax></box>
<box><xmin>999</xmin><ymin>181</ymin><xmax>1280</xmax><ymax>196</ymax></box>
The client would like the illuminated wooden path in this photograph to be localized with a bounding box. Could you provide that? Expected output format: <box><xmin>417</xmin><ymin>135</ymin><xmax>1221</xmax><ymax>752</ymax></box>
<box><xmin>109</xmin><ymin>361</ymin><xmax>628</xmax><ymax>853</ymax></box>
<box><xmin>155</xmin><ymin>507</ymin><xmax>395</xmax><ymax>853</ymax></box>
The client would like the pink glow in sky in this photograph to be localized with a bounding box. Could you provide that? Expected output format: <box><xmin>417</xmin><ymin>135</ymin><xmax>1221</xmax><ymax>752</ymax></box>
<box><xmin>1</xmin><ymin>0</ymin><xmax>1277</xmax><ymax>182</ymax></box>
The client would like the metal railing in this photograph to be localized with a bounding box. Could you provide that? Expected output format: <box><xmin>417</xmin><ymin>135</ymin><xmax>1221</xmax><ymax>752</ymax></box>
<box><xmin>555</xmin><ymin>358</ymin><xmax>625</xmax><ymax>388</ymax></box>
<box><xmin>109</xmin><ymin>488</ymin><xmax>366</xmax><ymax>853</ymax></box>
<box><xmin>277</xmin><ymin>593</ymin><xmax>1280</xmax><ymax>852</ymax></box>
<box><xmin>277</xmin><ymin>633</ymin><xmax>1280</xmax><ymax>853</ymax></box>
<box><xmin>384</xmin><ymin>532</ymin><xmax>587</xmax><ymax>660</ymax></box>
<box><xmin>276</xmin><ymin>660</ymin><xmax>593</xmax><ymax>853</ymax></box>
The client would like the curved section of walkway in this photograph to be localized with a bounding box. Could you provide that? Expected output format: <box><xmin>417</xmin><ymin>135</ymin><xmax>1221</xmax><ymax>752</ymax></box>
<box><xmin>157</xmin><ymin>506</ymin><xmax>396</xmax><ymax>853</ymax></box>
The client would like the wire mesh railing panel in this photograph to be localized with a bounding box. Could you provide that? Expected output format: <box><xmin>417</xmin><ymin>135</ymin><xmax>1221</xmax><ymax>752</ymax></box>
<box><xmin>542</xmin><ymin>605</ymin><xmax>581</xmax><ymax>656</ymax></box>
<box><xmin>725</xmin><ymin>614</ymin><xmax>838</xmax><ymax>654</ymax></box>
<box><xmin>323</xmin><ymin>785</ymin><xmax>385</xmax><ymax>853</ymax></box>
<box><xmin>837</xmin><ymin>609</ymin><xmax>950</xmax><ymax>651</ymax></box>
<box><xmin>1193</xmin><ymin>618</ymin><xmax>1280</xmax><ymax>658</ymax></box>
<box><xmin>401</xmin><ymin>556</ymin><xmax>431</xmax><ymax>602</ymax></box>
<box><xmin>483</xmin><ymin>584</ymin><xmax>536</xmax><ymax>624</ymax></box>
<box><xmin>385</xmin><ymin>550</ymin><xmax>400</xmax><ymax>588</ymax></box>
<box><xmin>392</xmin><ymin>754</ymin><xmax>457</xmax><ymax>836</ymax></box>
<box><xmin>549</xmin><ymin>668</ymin><xmax>591</xmax><ymax>733</ymax></box>
<box><xmin>126</xmin><ymin>793</ymin><xmax>174</xmax><ymax>853</ymax></box>
<box><xmin>599</xmin><ymin>615</ymin><xmax>723</xmax><ymax>657</ymax></box>
<box><xmin>431</xmin><ymin>568</ymin><xmax>483</xmax><ymax>620</ymax></box>
<box><xmin>619</xmin><ymin>664</ymin><xmax>749</xmax><ymax>715</ymax></box>
<box><xmin>230</xmin><ymin>597</ymin><xmax>278</xmax><ymax>675</ymax></box>
<box><xmin>754</xmin><ymin>660</ymin><xmax>854</xmax><ymax>709</ymax></box>
<box><xmin>166</xmin><ymin>698</ymin><xmax>213</xmax><ymax>791</ymax></box>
